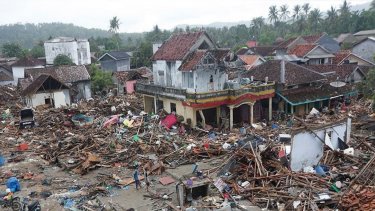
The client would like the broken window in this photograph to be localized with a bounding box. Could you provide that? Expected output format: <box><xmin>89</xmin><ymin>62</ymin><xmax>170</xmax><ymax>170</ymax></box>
<box><xmin>170</xmin><ymin>103</ymin><xmax>176</xmax><ymax>113</ymax></box>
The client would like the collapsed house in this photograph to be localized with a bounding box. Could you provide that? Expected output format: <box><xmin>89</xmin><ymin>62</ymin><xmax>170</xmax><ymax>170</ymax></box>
<box><xmin>19</xmin><ymin>65</ymin><xmax>91</xmax><ymax>107</ymax></box>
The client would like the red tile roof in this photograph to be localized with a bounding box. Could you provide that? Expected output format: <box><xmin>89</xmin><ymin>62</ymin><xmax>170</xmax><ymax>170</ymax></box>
<box><xmin>301</xmin><ymin>33</ymin><xmax>324</xmax><ymax>43</ymax></box>
<box><xmin>288</xmin><ymin>44</ymin><xmax>317</xmax><ymax>57</ymax></box>
<box><xmin>238</xmin><ymin>55</ymin><xmax>260</xmax><ymax>66</ymax></box>
<box><xmin>276</xmin><ymin>37</ymin><xmax>298</xmax><ymax>49</ymax></box>
<box><xmin>332</xmin><ymin>50</ymin><xmax>351</xmax><ymax>65</ymax></box>
<box><xmin>243</xmin><ymin>60</ymin><xmax>325</xmax><ymax>85</ymax></box>
<box><xmin>151</xmin><ymin>31</ymin><xmax>207</xmax><ymax>61</ymax></box>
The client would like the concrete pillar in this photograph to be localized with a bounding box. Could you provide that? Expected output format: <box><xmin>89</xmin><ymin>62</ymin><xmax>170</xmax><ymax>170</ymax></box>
<box><xmin>216</xmin><ymin>107</ymin><xmax>221</xmax><ymax>126</ymax></box>
<box><xmin>291</xmin><ymin>105</ymin><xmax>294</xmax><ymax>114</ymax></box>
<box><xmin>198</xmin><ymin>110</ymin><xmax>206</xmax><ymax>128</ymax></box>
<box><xmin>249</xmin><ymin>103</ymin><xmax>254</xmax><ymax>125</ymax></box>
<box><xmin>229</xmin><ymin>106</ymin><xmax>234</xmax><ymax>130</ymax></box>
<box><xmin>154</xmin><ymin>96</ymin><xmax>157</xmax><ymax>113</ymax></box>
<box><xmin>268</xmin><ymin>97</ymin><xmax>272</xmax><ymax>121</ymax></box>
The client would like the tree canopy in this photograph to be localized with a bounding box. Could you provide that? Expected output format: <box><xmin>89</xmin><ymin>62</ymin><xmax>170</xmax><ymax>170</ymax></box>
<box><xmin>53</xmin><ymin>54</ymin><xmax>73</xmax><ymax>66</ymax></box>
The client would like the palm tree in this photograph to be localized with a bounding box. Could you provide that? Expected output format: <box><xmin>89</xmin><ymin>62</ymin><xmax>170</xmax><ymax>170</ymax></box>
<box><xmin>340</xmin><ymin>0</ymin><xmax>350</xmax><ymax>15</ymax></box>
<box><xmin>372</xmin><ymin>0</ymin><xmax>375</xmax><ymax>10</ymax></box>
<box><xmin>327</xmin><ymin>6</ymin><xmax>338</xmax><ymax>22</ymax></box>
<box><xmin>109</xmin><ymin>16</ymin><xmax>120</xmax><ymax>33</ymax></box>
<box><xmin>268</xmin><ymin>5</ymin><xmax>279</xmax><ymax>25</ymax></box>
<box><xmin>309</xmin><ymin>8</ymin><xmax>322</xmax><ymax>31</ymax></box>
<box><xmin>293</xmin><ymin>5</ymin><xmax>302</xmax><ymax>21</ymax></box>
<box><xmin>109</xmin><ymin>16</ymin><xmax>120</xmax><ymax>50</ymax></box>
<box><xmin>280</xmin><ymin>5</ymin><xmax>290</xmax><ymax>21</ymax></box>
<box><xmin>302</xmin><ymin>3</ymin><xmax>311</xmax><ymax>16</ymax></box>
<box><xmin>251</xmin><ymin>17</ymin><xmax>265</xmax><ymax>38</ymax></box>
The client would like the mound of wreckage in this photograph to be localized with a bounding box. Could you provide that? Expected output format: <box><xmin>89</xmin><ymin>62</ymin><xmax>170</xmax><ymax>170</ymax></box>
<box><xmin>0</xmin><ymin>84</ymin><xmax>375</xmax><ymax>211</ymax></box>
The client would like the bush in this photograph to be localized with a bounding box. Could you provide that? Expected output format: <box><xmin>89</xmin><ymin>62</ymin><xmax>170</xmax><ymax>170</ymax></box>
<box><xmin>53</xmin><ymin>54</ymin><xmax>73</xmax><ymax>66</ymax></box>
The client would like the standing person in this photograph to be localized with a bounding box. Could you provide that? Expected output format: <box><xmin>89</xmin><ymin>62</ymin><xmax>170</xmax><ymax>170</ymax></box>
<box><xmin>144</xmin><ymin>168</ymin><xmax>150</xmax><ymax>192</ymax></box>
<box><xmin>133</xmin><ymin>165</ymin><xmax>140</xmax><ymax>190</ymax></box>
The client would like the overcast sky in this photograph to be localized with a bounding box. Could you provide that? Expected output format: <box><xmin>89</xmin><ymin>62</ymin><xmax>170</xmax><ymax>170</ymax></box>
<box><xmin>0</xmin><ymin>0</ymin><xmax>370</xmax><ymax>32</ymax></box>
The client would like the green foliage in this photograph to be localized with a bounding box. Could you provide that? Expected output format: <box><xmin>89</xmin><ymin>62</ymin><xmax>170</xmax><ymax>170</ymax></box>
<box><xmin>359</xmin><ymin>68</ymin><xmax>375</xmax><ymax>110</ymax></box>
<box><xmin>30</xmin><ymin>45</ymin><xmax>45</xmax><ymax>58</ymax></box>
<box><xmin>90</xmin><ymin>65</ymin><xmax>113</xmax><ymax>92</ymax></box>
<box><xmin>53</xmin><ymin>54</ymin><xmax>73</xmax><ymax>66</ymax></box>
<box><xmin>1</xmin><ymin>42</ymin><xmax>24</xmax><ymax>57</ymax></box>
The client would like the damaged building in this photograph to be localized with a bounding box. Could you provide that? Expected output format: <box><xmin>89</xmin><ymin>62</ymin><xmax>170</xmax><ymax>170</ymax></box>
<box><xmin>136</xmin><ymin>31</ymin><xmax>275</xmax><ymax>129</ymax></box>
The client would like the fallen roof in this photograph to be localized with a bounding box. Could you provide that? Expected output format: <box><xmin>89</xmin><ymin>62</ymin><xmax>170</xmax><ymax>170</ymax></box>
<box><xmin>243</xmin><ymin>60</ymin><xmax>326</xmax><ymax>85</ymax></box>
<box><xmin>0</xmin><ymin>71</ymin><xmax>13</xmax><ymax>81</ymax></box>
<box><xmin>179</xmin><ymin>49</ymin><xmax>229</xmax><ymax>71</ymax></box>
<box><xmin>278</xmin><ymin>83</ymin><xmax>355</xmax><ymax>106</ymax></box>
<box><xmin>21</xmin><ymin>74</ymin><xmax>69</xmax><ymax>96</ymax></box>
<box><xmin>114</xmin><ymin>67</ymin><xmax>152</xmax><ymax>82</ymax></box>
<box><xmin>151</xmin><ymin>31</ymin><xmax>208</xmax><ymax>61</ymax></box>
<box><xmin>25</xmin><ymin>65</ymin><xmax>90</xmax><ymax>84</ymax></box>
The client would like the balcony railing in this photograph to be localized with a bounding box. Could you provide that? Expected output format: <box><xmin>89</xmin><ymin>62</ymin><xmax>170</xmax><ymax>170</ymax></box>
<box><xmin>135</xmin><ymin>82</ymin><xmax>275</xmax><ymax>101</ymax></box>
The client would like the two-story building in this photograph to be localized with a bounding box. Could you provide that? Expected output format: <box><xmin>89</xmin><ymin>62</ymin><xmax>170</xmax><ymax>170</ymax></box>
<box><xmin>44</xmin><ymin>37</ymin><xmax>91</xmax><ymax>65</ymax></box>
<box><xmin>136</xmin><ymin>32</ymin><xmax>275</xmax><ymax>129</ymax></box>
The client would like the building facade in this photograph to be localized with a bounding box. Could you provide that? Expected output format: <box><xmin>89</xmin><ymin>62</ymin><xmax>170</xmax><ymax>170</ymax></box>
<box><xmin>44</xmin><ymin>37</ymin><xmax>91</xmax><ymax>65</ymax></box>
<box><xmin>136</xmin><ymin>32</ymin><xmax>275</xmax><ymax>129</ymax></box>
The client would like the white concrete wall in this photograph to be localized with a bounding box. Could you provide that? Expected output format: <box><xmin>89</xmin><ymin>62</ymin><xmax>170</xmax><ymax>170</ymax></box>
<box><xmin>77</xmin><ymin>40</ymin><xmax>91</xmax><ymax>65</ymax></box>
<box><xmin>44</xmin><ymin>41</ymin><xmax>79</xmax><ymax>65</ymax></box>
<box><xmin>290</xmin><ymin>122</ymin><xmax>348</xmax><ymax>171</ymax></box>
<box><xmin>27</xmin><ymin>90</ymin><xmax>70</xmax><ymax>108</ymax></box>
<box><xmin>12</xmin><ymin>66</ymin><xmax>44</xmax><ymax>85</ymax></box>
<box><xmin>153</xmin><ymin>60</ymin><xmax>167</xmax><ymax>86</ymax></box>
<box><xmin>193</xmin><ymin>68</ymin><xmax>227</xmax><ymax>92</ymax></box>
<box><xmin>0</xmin><ymin>81</ymin><xmax>14</xmax><ymax>86</ymax></box>
<box><xmin>353</xmin><ymin>40</ymin><xmax>375</xmax><ymax>63</ymax></box>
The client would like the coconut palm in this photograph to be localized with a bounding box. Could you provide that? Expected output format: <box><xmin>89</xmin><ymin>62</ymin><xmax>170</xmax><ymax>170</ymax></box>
<box><xmin>109</xmin><ymin>16</ymin><xmax>120</xmax><ymax>33</ymax></box>
<box><xmin>327</xmin><ymin>6</ymin><xmax>338</xmax><ymax>22</ymax></box>
<box><xmin>280</xmin><ymin>5</ymin><xmax>290</xmax><ymax>21</ymax></box>
<box><xmin>293</xmin><ymin>5</ymin><xmax>302</xmax><ymax>21</ymax></box>
<box><xmin>302</xmin><ymin>3</ymin><xmax>311</xmax><ymax>16</ymax></box>
<box><xmin>340</xmin><ymin>0</ymin><xmax>350</xmax><ymax>15</ymax></box>
<box><xmin>309</xmin><ymin>8</ymin><xmax>323</xmax><ymax>30</ymax></box>
<box><xmin>251</xmin><ymin>17</ymin><xmax>265</xmax><ymax>38</ymax></box>
<box><xmin>268</xmin><ymin>5</ymin><xmax>279</xmax><ymax>25</ymax></box>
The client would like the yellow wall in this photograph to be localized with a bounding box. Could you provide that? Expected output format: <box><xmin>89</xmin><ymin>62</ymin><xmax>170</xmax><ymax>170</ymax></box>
<box><xmin>158</xmin><ymin>97</ymin><xmax>197</xmax><ymax>127</ymax></box>
<box><xmin>143</xmin><ymin>95</ymin><xmax>154</xmax><ymax>113</ymax></box>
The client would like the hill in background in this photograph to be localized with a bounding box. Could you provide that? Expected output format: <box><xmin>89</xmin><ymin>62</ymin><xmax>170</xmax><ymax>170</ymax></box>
<box><xmin>0</xmin><ymin>22</ymin><xmax>142</xmax><ymax>49</ymax></box>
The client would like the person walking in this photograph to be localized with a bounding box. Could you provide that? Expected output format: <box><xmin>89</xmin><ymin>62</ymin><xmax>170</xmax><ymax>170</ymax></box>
<box><xmin>133</xmin><ymin>165</ymin><xmax>140</xmax><ymax>190</ymax></box>
<box><xmin>144</xmin><ymin>168</ymin><xmax>150</xmax><ymax>192</ymax></box>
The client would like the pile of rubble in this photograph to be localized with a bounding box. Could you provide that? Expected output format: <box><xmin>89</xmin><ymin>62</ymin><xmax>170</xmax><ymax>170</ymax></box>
<box><xmin>1</xmin><ymin>86</ymin><xmax>375</xmax><ymax>210</ymax></box>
